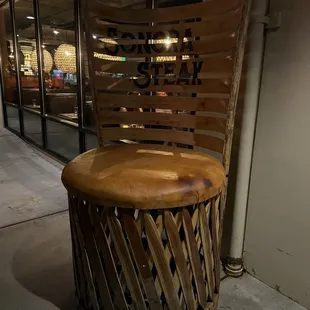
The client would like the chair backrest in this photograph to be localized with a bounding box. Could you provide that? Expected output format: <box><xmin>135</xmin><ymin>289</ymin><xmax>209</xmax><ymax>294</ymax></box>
<box><xmin>84</xmin><ymin>0</ymin><xmax>251</xmax><ymax>173</ymax></box>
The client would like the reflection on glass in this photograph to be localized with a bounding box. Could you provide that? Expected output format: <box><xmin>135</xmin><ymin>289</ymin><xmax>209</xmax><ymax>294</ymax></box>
<box><xmin>14</xmin><ymin>0</ymin><xmax>41</xmax><ymax>111</ymax></box>
<box><xmin>85</xmin><ymin>133</ymin><xmax>98</xmax><ymax>151</ymax></box>
<box><xmin>6</xmin><ymin>105</ymin><xmax>20</xmax><ymax>133</ymax></box>
<box><xmin>83</xmin><ymin>44</ymin><xmax>95</xmax><ymax>130</ymax></box>
<box><xmin>39</xmin><ymin>0</ymin><xmax>78</xmax><ymax>123</ymax></box>
<box><xmin>46</xmin><ymin>120</ymin><xmax>79</xmax><ymax>160</ymax></box>
<box><xmin>1</xmin><ymin>3</ymin><xmax>18</xmax><ymax>105</ymax></box>
<box><xmin>24</xmin><ymin>111</ymin><xmax>43</xmax><ymax>145</ymax></box>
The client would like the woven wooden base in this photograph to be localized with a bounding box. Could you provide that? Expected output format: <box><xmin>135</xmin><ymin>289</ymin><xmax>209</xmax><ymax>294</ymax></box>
<box><xmin>68</xmin><ymin>195</ymin><xmax>222</xmax><ymax>310</ymax></box>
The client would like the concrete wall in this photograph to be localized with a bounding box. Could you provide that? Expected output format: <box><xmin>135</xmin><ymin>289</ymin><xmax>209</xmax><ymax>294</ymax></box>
<box><xmin>244</xmin><ymin>0</ymin><xmax>310</xmax><ymax>308</ymax></box>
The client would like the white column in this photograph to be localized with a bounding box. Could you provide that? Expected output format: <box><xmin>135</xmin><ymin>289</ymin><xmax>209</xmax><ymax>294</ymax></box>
<box><xmin>224</xmin><ymin>0</ymin><xmax>269</xmax><ymax>276</ymax></box>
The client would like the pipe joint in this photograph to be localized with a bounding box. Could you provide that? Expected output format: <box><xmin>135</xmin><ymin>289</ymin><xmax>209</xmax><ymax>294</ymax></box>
<box><xmin>224</xmin><ymin>256</ymin><xmax>244</xmax><ymax>277</ymax></box>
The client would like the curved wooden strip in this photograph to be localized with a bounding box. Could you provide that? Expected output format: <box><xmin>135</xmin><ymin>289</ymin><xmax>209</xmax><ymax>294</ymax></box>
<box><xmin>164</xmin><ymin>211</ymin><xmax>196</xmax><ymax>310</ymax></box>
<box><xmin>99</xmin><ymin>111</ymin><xmax>226</xmax><ymax>133</ymax></box>
<box><xmin>96</xmin><ymin>93</ymin><xmax>229</xmax><ymax>114</ymax></box>
<box><xmin>89</xmin><ymin>207</ymin><xmax>128</xmax><ymax>309</ymax></box>
<box><xmin>182</xmin><ymin>209</ymin><xmax>207</xmax><ymax>308</ymax></box>
<box><xmin>87</xmin><ymin>0</ymin><xmax>242</xmax><ymax>23</ymax></box>
<box><xmin>92</xmin><ymin>34</ymin><xmax>236</xmax><ymax>58</ymax></box>
<box><xmin>122</xmin><ymin>212</ymin><xmax>162</xmax><ymax>310</ymax></box>
<box><xmin>199</xmin><ymin>202</ymin><xmax>215</xmax><ymax>300</ymax></box>
<box><xmin>91</xmin><ymin>8</ymin><xmax>242</xmax><ymax>38</ymax></box>
<box><xmin>222</xmin><ymin>0</ymin><xmax>251</xmax><ymax>173</ymax></box>
<box><xmin>144</xmin><ymin>213</ymin><xmax>180</xmax><ymax>309</ymax></box>
<box><xmin>108</xmin><ymin>215</ymin><xmax>147</xmax><ymax>310</ymax></box>
<box><xmin>78</xmin><ymin>205</ymin><xmax>115</xmax><ymax>309</ymax></box>
<box><xmin>94</xmin><ymin>76</ymin><xmax>231</xmax><ymax>94</ymax></box>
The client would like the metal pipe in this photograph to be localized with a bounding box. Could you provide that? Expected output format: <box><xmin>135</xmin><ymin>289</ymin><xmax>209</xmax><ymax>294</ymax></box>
<box><xmin>224</xmin><ymin>0</ymin><xmax>269</xmax><ymax>277</ymax></box>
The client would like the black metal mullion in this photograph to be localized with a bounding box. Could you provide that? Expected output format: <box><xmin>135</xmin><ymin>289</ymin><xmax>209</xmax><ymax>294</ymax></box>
<box><xmin>9</xmin><ymin>0</ymin><xmax>24</xmax><ymax>135</ymax></box>
<box><xmin>33</xmin><ymin>0</ymin><xmax>47</xmax><ymax>148</ymax></box>
<box><xmin>0</xmin><ymin>16</ymin><xmax>8</xmax><ymax>127</ymax></box>
<box><xmin>73</xmin><ymin>0</ymin><xmax>85</xmax><ymax>154</ymax></box>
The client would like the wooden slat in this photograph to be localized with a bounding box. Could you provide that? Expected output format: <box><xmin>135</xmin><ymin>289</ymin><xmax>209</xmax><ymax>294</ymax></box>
<box><xmin>99</xmin><ymin>111</ymin><xmax>226</xmax><ymax>133</ymax></box>
<box><xmin>94</xmin><ymin>75</ymin><xmax>231</xmax><ymax>94</ymax></box>
<box><xmin>97</xmin><ymin>93</ymin><xmax>229</xmax><ymax>114</ymax></box>
<box><xmin>211</xmin><ymin>197</ymin><xmax>221</xmax><ymax>293</ymax></box>
<box><xmin>100</xmin><ymin>127</ymin><xmax>194</xmax><ymax>146</ymax></box>
<box><xmin>92</xmin><ymin>34</ymin><xmax>237</xmax><ymax>58</ymax></box>
<box><xmin>108</xmin><ymin>215</ymin><xmax>147</xmax><ymax>310</ymax></box>
<box><xmin>78</xmin><ymin>205</ymin><xmax>115</xmax><ymax>310</ymax></box>
<box><xmin>87</xmin><ymin>0</ymin><xmax>242</xmax><ymax>23</ymax></box>
<box><xmin>164</xmin><ymin>211</ymin><xmax>196</xmax><ymax>310</ymax></box>
<box><xmin>144</xmin><ymin>213</ymin><xmax>180</xmax><ymax>309</ymax></box>
<box><xmin>99</xmin><ymin>127</ymin><xmax>224</xmax><ymax>153</ymax></box>
<box><xmin>122</xmin><ymin>212</ymin><xmax>162</xmax><ymax>310</ymax></box>
<box><xmin>93</xmin><ymin>54</ymin><xmax>234</xmax><ymax>76</ymax></box>
<box><xmin>68</xmin><ymin>198</ymin><xmax>88</xmax><ymax>306</ymax></box>
<box><xmin>195</xmin><ymin>133</ymin><xmax>224</xmax><ymax>153</ymax></box>
<box><xmin>196</xmin><ymin>116</ymin><xmax>226</xmax><ymax>132</ymax></box>
<box><xmin>199</xmin><ymin>202</ymin><xmax>215</xmax><ymax>300</ymax></box>
<box><xmin>205</xmin><ymin>294</ymin><xmax>219</xmax><ymax>310</ymax></box>
<box><xmin>72</xmin><ymin>202</ymin><xmax>100</xmax><ymax>310</ymax></box>
<box><xmin>89</xmin><ymin>207</ymin><xmax>128</xmax><ymax>310</ymax></box>
<box><xmin>91</xmin><ymin>8</ymin><xmax>242</xmax><ymax>38</ymax></box>
<box><xmin>154</xmin><ymin>214</ymin><xmax>187</xmax><ymax>301</ymax></box>
<box><xmin>182</xmin><ymin>209</ymin><xmax>207</xmax><ymax>308</ymax></box>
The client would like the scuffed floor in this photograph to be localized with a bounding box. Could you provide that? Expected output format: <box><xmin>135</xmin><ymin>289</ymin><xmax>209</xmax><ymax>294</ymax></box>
<box><xmin>219</xmin><ymin>274</ymin><xmax>307</xmax><ymax>310</ymax></box>
<box><xmin>0</xmin><ymin>127</ymin><xmax>307</xmax><ymax>310</ymax></box>
<box><xmin>0</xmin><ymin>128</ymin><xmax>67</xmax><ymax>228</ymax></box>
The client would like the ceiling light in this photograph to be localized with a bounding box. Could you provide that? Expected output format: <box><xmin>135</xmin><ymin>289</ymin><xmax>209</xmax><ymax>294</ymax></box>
<box><xmin>54</xmin><ymin>44</ymin><xmax>76</xmax><ymax>73</ymax></box>
<box><xmin>42</xmin><ymin>45</ymin><xmax>45</xmax><ymax>48</ymax></box>
<box><xmin>53</xmin><ymin>30</ymin><xmax>59</xmax><ymax>35</ymax></box>
<box><xmin>27</xmin><ymin>16</ymin><xmax>35</xmax><ymax>20</ymax></box>
<box><xmin>92</xmin><ymin>34</ymin><xmax>97</xmax><ymax>39</ymax></box>
<box><xmin>17</xmin><ymin>34</ymin><xmax>19</xmax><ymax>37</ymax></box>
<box><xmin>164</xmin><ymin>38</ymin><xmax>172</xmax><ymax>47</ymax></box>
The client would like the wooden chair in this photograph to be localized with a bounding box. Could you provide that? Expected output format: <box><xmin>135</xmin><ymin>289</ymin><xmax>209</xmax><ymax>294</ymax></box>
<box><xmin>62</xmin><ymin>0</ymin><xmax>251</xmax><ymax>309</ymax></box>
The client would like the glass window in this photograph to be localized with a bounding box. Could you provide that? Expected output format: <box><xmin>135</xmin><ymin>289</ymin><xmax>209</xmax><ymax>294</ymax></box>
<box><xmin>85</xmin><ymin>132</ymin><xmax>98</xmax><ymax>151</ymax></box>
<box><xmin>6</xmin><ymin>105</ymin><xmax>20</xmax><ymax>133</ymax></box>
<box><xmin>1</xmin><ymin>2</ymin><xmax>18</xmax><ymax>105</ymax></box>
<box><xmin>39</xmin><ymin>0</ymin><xmax>78</xmax><ymax>124</ymax></box>
<box><xmin>24</xmin><ymin>110</ymin><xmax>42</xmax><ymax>145</ymax></box>
<box><xmin>46</xmin><ymin>120</ymin><xmax>79</xmax><ymax>160</ymax></box>
<box><xmin>14</xmin><ymin>0</ymin><xmax>41</xmax><ymax>111</ymax></box>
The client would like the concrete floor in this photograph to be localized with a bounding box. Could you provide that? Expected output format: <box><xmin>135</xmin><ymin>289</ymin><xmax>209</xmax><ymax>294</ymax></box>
<box><xmin>0</xmin><ymin>127</ymin><xmax>307</xmax><ymax>310</ymax></box>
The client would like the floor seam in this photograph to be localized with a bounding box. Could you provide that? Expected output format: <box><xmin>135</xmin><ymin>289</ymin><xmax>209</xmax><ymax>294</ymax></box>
<box><xmin>0</xmin><ymin>209</ymin><xmax>69</xmax><ymax>230</ymax></box>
